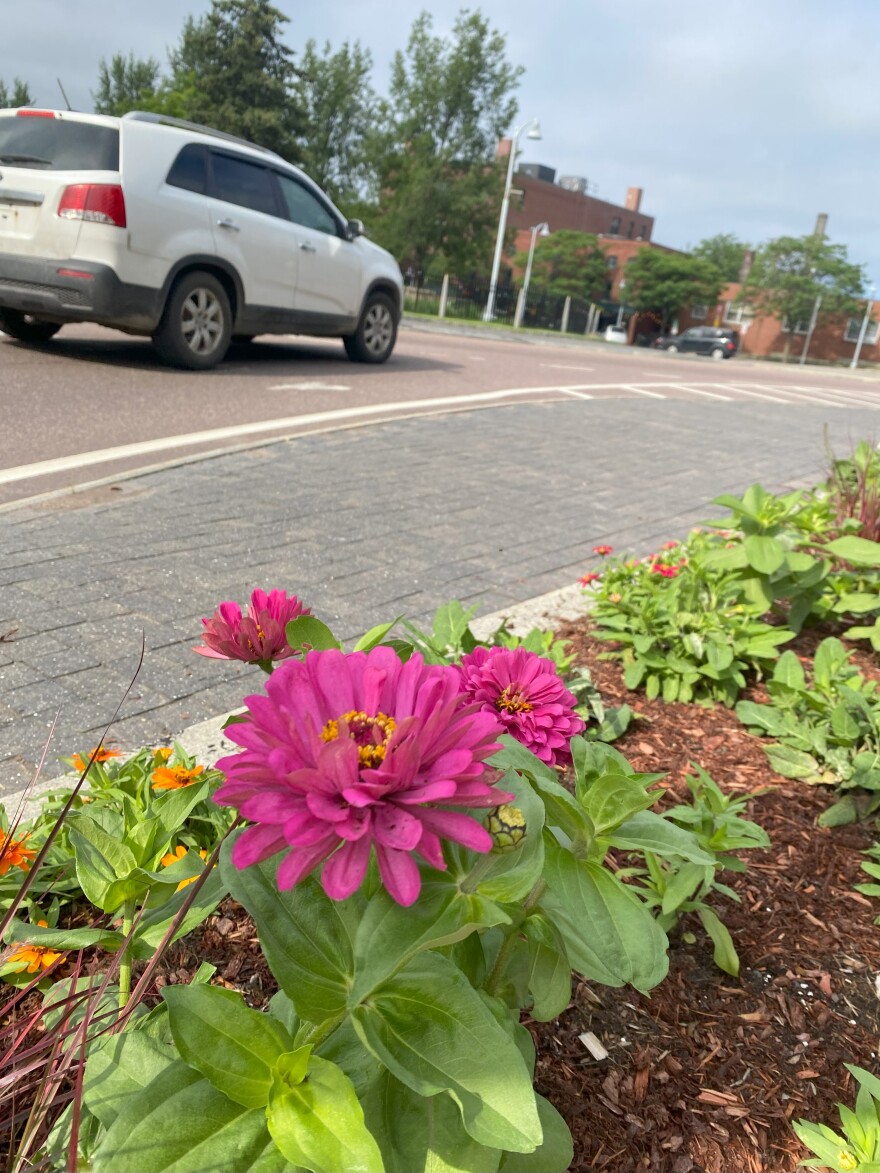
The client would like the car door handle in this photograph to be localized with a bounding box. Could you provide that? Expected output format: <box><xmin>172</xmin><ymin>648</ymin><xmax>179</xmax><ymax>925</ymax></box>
<box><xmin>299</xmin><ymin>242</ymin><xmax>317</xmax><ymax>253</ymax></box>
<box><xmin>217</xmin><ymin>218</ymin><xmax>240</xmax><ymax>231</ymax></box>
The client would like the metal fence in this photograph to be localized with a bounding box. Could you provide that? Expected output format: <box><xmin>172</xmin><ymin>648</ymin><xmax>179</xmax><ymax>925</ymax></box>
<box><xmin>402</xmin><ymin>273</ymin><xmax>601</xmax><ymax>335</ymax></box>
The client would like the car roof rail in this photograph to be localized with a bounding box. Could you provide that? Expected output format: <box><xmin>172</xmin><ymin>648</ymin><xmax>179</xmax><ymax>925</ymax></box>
<box><xmin>122</xmin><ymin>111</ymin><xmax>283</xmax><ymax>159</ymax></box>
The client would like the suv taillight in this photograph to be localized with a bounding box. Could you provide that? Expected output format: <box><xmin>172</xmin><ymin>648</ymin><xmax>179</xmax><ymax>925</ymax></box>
<box><xmin>57</xmin><ymin>184</ymin><xmax>126</xmax><ymax>228</ymax></box>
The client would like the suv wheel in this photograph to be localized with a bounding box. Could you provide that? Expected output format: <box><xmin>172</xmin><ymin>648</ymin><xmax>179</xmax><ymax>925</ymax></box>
<box><xmin>0</xmin><ymin>310</ymin><xmax>62</xmax><ymax>344</ymax></box>
<box><xmin>153</xmin><ymin>272</ymin><xmax>232</xmax><ymax>370</ymax></box>
<box><xmin>666</xmin><ymin>343</ymin><xmax>679</xmax><ymax>353</ymax></box>
<box><xmin>711</xmin><ymin>346</ymin><xmax>726</xmax><ymax>360</ymax></box>
<box><xmin>343</xmin><ymin>293</ymin><xmax>397</xmax><ymax>364</ymax></box>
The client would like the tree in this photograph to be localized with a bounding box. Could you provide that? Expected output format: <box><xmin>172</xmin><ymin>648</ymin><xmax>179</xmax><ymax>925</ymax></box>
<box><xmin>293</xmin><ymin>39</ymin><xmax>377</xmax><ymax>207</ymax></box>
<box><xmin>93</xmin><ymin>53</ymin><xmax>162</xmax><ymax>117</ymax></box>
<box><xmin>0</xmin><ymin>78</ymin><xmax>32</xmax><ymax>108</ymax></box>
<box><xmin>741</xmin><ymin>234</ymin><xmax>865</xmax><ymax>359</ymax></box>
<box><xmin>692</xmin><ymin>233</ymin><xmax>749</xmax><ymax>283</ymax></box>
<box><xmin>369</xmin><ymin>9</ymin><xmax>523</xmax><ymax>272</ymax></box>
<box><xmin>625</xmin><ymin>249</ymin><xmax>724</xmax><ymax>332</ymax></box>
<box><xmin>167</xmin><ymin>0</ymin><xmax>302</xmax><ymax>157</ymax></box>
<box><xmin>514</xmin><ymin>231</ymin><xmax>608</xmax><ymax>301</ymax></box>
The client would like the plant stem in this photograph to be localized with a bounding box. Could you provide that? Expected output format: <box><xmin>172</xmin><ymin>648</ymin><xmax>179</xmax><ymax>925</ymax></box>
<box><xmin>118</xmin><ymin>898</ymin><xmax>136</xmax><ymax>1009</ymax></box>
<box><xmin>302</xmin><ymin>1011</ymin><xmax>345</xmax><ymax>1049</ymax></box>
<box><xmin>460</xmin><ymin>852</ymin><xmax>497</xmax><ymax>894</ymax></box>
<box><xmin>484</xmin><ymin>879</ymin><xmax>547</xmax><ymax>997</ymax></box>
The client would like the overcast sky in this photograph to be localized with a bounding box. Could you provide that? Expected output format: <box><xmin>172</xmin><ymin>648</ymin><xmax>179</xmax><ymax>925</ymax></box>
<box><xmin>4</xmin><ymin>0</ymin><xmax>877</xmax><ymax>286</ymax></box>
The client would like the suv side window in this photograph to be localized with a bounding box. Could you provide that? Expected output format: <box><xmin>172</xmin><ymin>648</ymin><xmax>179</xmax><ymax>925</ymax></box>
<box><xmin>209</xmin><ymin>152</ymin><xmax>280</xmax><ymax>217</ymax></box>
<box><xmin>166</xmin><ymin>144</ymin><xmax>208</xmax><ymax>194</ymax></box>
<box><xmin>276</xmin><ymin>173</ymin><xmax>339</xmax><ymax>235</ymax></box>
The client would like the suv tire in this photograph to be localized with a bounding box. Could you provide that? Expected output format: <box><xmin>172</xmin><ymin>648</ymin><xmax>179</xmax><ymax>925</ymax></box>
<box><xmin>711</xmin><ymin>346</ymin><xmax>726</xmax><ymax>360</ymax></box>
<box><xmin>666</xmin><ymin>343</ymin><xmax>679</xmax><ymax>353</ymax></box>
<box><xmin>0</xmin><ymin>310</ymin><xmax>62</xmax><ymax>344</ymax></box>
<box><xmin>153</xmin><ymin>271</ymin><xmax>232</xmax><ymax>370</ymax></box>
<box><xmin>343</xmin><ymin>292</ymin><xmax>397</xmax><ymax>364</ymax></box>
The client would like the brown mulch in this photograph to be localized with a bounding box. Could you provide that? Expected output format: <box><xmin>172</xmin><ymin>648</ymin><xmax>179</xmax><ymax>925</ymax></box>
<box><xmin>5</xmin><ymin>619</ymin><xmax>880</xmax><ymax>1173</ymax></box>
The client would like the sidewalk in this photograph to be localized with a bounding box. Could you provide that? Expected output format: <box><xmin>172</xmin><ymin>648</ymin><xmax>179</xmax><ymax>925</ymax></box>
<box><xmin>1</xmin><ymin>395</ymin><xmax>878</xmax><ymax>795</ymax></box>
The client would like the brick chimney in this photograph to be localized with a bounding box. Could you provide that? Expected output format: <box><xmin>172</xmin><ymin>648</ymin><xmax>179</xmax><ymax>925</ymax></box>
<box><xmin>625</xmin><ymin>186</ymin><xmax>643</xmax><ymax>212</ymax></box>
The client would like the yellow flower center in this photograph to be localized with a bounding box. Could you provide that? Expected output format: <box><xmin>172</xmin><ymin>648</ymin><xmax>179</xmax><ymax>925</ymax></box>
<box><xmin>496</xmin><ymin>685</ymin><xmax>533</xmax><ymax>714</ymax></box>
<box><xmin>321</xmin><ymin>710</ymin><xmax>396</xmax><ymax>768</ymax></box>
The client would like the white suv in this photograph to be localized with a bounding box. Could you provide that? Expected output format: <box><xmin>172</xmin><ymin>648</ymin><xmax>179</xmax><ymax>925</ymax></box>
<box><xmin>0</xmin><ymin>108</ymin><xmax>403</xmax><ymax>369</ymax></box>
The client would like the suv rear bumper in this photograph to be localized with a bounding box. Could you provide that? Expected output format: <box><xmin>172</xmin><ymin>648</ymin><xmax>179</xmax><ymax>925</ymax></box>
<box><xmin>0</xmin><ymin>254</ymin><xmax>161</xmax><ymax>333</ymax></box>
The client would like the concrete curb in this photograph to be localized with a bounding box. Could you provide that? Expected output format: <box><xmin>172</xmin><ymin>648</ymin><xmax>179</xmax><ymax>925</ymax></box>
<box><xmin>4</xmin><ymin>579</ymin><xmax>590</xmax><ymax>823</ymax></box>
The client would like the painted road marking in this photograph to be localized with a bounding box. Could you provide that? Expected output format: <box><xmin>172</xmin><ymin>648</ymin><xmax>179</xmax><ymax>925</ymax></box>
<box><xmin>268</xmin><ymin>381</ymin><xmax>352</xmax><ymax>391</ymax></box>
<box><xmin>708</xmin><ymin>382</ymin><xmax>791</xmax><ymax>404</ymax></box>
<box><xmin>621</xmin><ymin>385</ymin><xmax>666</xmax><ymax>399</ymax></box>
<box><xmin>542</xmin><ymin>363</ymin><xmax>596</xmax><ymax>372</ymax></box>
<box><xmin>660</xmin><ymin>383</ymin><xmax>732</xmax><ymax>401</ymax></box>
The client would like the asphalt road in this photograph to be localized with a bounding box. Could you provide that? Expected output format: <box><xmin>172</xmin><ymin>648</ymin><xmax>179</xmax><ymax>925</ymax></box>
<box><xmin>3</xmin><ymin>319</ymin><xmax>880</xmax><ymax>507</ymax></box>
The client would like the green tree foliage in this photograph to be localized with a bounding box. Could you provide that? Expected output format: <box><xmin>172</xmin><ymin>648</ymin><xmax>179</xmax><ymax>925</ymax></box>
<box><xmin>369</xmin><ymin>9</ymin><xmax>522</xmax><ymax>271</ymax></box>
<box><xmin>93</xmin><ymin>53</ymin><xmax>162</xmax><ymax>117</ymax></box>
<box><xmin>625</xmin><ymin>250</ymin><xmax>724</xmax><ymax>331</ymax></box>
<box><xmin>741</xmin><ymin>233</ymin><xmax>865</xmax><ymax>359</ymax></box>
<box><xmin>167</xmin><ymin>0</ymin><xmax>302</xmax><ymax>157</ymax></box>
<box><xmin>294</xmin><ymin>39</ymin><xmax>377</xmax><ymax>207</ymax></box>
<box><xmin>692</xmin><ymin>233</ymin><xmax>749</xmax><ymax>283</ymax></box>
<box><xmin>515</xmin><ymin>230</ymin><xmax>608</xmax><ymax>301</ymax></box>
<box><xmin>0</xmin><ymin>78</ymin><xmax>32</xmax><ymax>108</ymax></box>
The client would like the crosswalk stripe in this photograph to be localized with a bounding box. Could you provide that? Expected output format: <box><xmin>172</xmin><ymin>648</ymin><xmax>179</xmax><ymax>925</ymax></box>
<box><xmin>661</xmin><ymin>383</ymin><xmax>732</xmax><ymax>401</ymax></box>
<box><xmin>621</xmin><ymin>384</ymin><xmax>666</xmax><ymax>399</ymax></box>
<box><xmin>708</xmin><ymin>383</ymin><xmax>791</xmax><ymax>404</ymax></box>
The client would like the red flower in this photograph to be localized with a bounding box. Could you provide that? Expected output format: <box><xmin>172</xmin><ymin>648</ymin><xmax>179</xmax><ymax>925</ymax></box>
<box><xmin>592</xmin><ymin>545</ymin><xmax>614</xmax><ymax>557</ymax></box>
<box><xmin>579</xmin><ymin>572</ymin><xmax>601</xmax><ymax>586</ymax></box>
<box><xmin>195</xmin><ymin>589</ymin><xmax>310</xmax><ymax>664</ymax></box>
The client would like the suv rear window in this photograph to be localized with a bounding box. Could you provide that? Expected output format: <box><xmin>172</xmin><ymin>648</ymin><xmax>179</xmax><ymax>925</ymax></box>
<box><xmin>167</xmin><ymin>144</ymin><xmax>208</xmax><ymax>194</ymax></box>
<box><xmin>0</xmin><ymin>116</ymin><xmax>119</xmax><ymax>170</ymax></box>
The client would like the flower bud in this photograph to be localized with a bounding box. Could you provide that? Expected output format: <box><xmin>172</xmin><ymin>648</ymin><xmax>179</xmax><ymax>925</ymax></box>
<box><xmin>485</xmin><ymin>804</ymin><xmax>527</xmax><ymax>853</ymax></box>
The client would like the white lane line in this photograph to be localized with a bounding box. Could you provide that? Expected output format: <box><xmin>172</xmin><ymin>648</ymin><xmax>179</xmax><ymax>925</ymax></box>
<box><xmin>0</xmin><ymin>383</ymin><xmax>603</xmax><ymax>486</ymax></box>
<box><xmin>621</xmin><ymin>384</ymin><xmax>666</xmax><ymax>399</ymax></box>
<box><xmin>708</xmin><ymin>382</ymin><xmax>791</xmax><ymax>404</ymax></box>
<box><xmin>269</xmin><ymin>381</ymin><xmax>351</xmax><ymax>391</ymax></box>
<box><xmin>542</xmin><ymin>363</ymin><xmax>596</xmax><ymax>372</ymax></box>
<box><xmin>663</xmin><ymin>383</ymin><xmax>732</xmax><ymax>401</ymax></box>
<box><xmin>559</xmin><ymin>389</ymin><xmax>594</xmax><ymax>400</ymax></box>
<box><xmin>745</xmin><ymin>382</ymin><xmax>851</xmax><ymax>408</ymax></box>
<box><xmin>469</xmin><ymin>356</ymin><xmax>487</xmax><ymax>361</ymax></box>
<box><xmin>789</xmin><ymin>383</ymin><xmax>880</xmax><ymax>409</ymax></box>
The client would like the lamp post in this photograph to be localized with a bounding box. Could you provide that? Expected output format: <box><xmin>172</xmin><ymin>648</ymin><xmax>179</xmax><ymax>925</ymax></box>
<box><xmin>514</xmin><ymin>222</ymin><xmax>549</xmax><ymax>328</ymax></box>
<box><xmin>799</xmin><ymin>292</ymin><xmax>823</xmax><ymax>365</ymax></box>
<box><xmin>850</xmin><ymin>283</ymin><xmax>876</xmax><ymax>370</ymax></box>
<box><xmin>484</xmin><ymin>118</ymin><xmax>541</xmax><ymax>322</ymax></box>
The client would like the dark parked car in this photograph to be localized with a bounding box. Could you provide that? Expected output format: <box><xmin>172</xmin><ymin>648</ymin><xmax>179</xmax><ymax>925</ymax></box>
<box><xmin>653</xmin><ymin>326</ymin><xmax>740</xmax><ymax>359</ymax></box>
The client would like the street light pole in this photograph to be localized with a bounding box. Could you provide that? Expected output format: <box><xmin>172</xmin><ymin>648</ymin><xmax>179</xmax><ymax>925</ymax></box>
<box><xmin>514</xmin><ymin>222</ymin><xmax>549</xmax><ymax>328</ymax></box>
<box><xmin>850</xmin><ymin>284</ymin><xmax>876</xmax><ymax>370</ymax></box>
<box><xmin>799</xmin><ymin>292</ymin><xmax>823</xmax><ymax>366</ymax></box>
<box><xmin>484</xmin><ymin>118</ymin><xmax>541</xmax><ymax>322</ymax></box>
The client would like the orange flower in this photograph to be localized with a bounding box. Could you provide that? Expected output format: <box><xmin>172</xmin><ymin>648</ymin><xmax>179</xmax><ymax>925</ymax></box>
<box><xmin>161</xmin><ymin>844</ymin><xmax>209</xmax><ymax>890</ymax></box>
<box><xmin>0</xmin><ymin>830</ymin><xmax>37</xmax><ymax>876</ymax></box>
<box><xmin>153</xmin><ymin>747</ymin><xmax>173</xmax><ymax>762</ymax></box>
<box><xmin>151</xmin><ymin>764</ymin><xmax>206</xmax><ymax>791</ymax></box>
<box><xmin>8</xmin><ymin>921</ymin><xmax>63</xmax><ymax>974</ymax></box>
<box><xmin>71</xmin><ymin>746</ymin><xmax>123</xmax><ymax>772</ymax></box>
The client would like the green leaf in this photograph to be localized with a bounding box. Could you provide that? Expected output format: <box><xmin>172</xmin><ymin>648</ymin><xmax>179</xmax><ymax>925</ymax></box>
<box><xmin>91</xmin><ymin>1061</ymin><xmax>285</xmax><ymax>1173</ymax></box>
<box><xmin>830</xmin><ymin>703</ymin><xmax>862</xmax><ymax>742</ymax></box>
<box><xmin>83</xmin><ymin>1031</ymin><xmax>177</xmax><ymax>1129</ymax></box>
<box><xmin>490</xmin><ymin>737</ymin><xmax>590</xmax><ymax>845</ymax></box>
<box><xmin>541</xmin><ymin>838</ymin><xmax>668</xmax><ymax>993</ymax></box>
<box><xmin>735</xmin><ymin>700</ymin><xmax>792</xmax><ymax>737</ymax></box>
<box><xmin>813</xmin><ymin>637</ymin><xmax>851</xmax><ymax>690</ymax></box>
<box><xmin>498</xmin><ymin>1095</ymin><xmax>573</xmax><ymax>1173</ymax></box>
<box><xmin>68</xmin><ymin>816</ymin><xmax>137</xmax><ymax>910</ymax></box>
<box><xmin>578</xmin><ymin>772</ymin><xmax>654</xmax><ymax>836</ymax></box>
<box><xmin>3</xmin><ymin>920</ymin><xmax>122</xmax><ymax>952</ymax></box>
<box><xmin>522</xmin><ymin>913</ymin><xmax>571</xmax><ymax>1022</ymax></box>
<box><xmin>474</xmin><ymin>768</ymin><xmax>546</xmax><ymax>903</ymax></box>
<box><xmin>152</xmin><ymin>780</ymin><xmax>213</xmax><ymax>836</ymax></box>
<box><xmin>163</xmin><ymin>984</ymin><xmax>293</xmax><ymax>1109</ymax></box>
<box><xmin>772</xmin><ymin>650</ymin><xmax>806</xmax><ymax>691</ymax></box>
<box><xmin>825</xmin><ymin>535</ymin><xmax>880</xmax><ymax>566</ymax></box>
<box><xmin>697</xmin><ymin>906</ymin><xmax>739</xmax><ymax>976</ymax></box>
<box><xmin>660</xmin><ymin>863</ymin><xmax>707</xmax><ymax>916</ymax></box>
<box><xmin>285</xmin><ymin>615</ymin><xmax>342</xmax><ymax>652</ymax></box>
<box><xmin>362</xmin><ymin>1068</ymin><xmax>501</xmax><ymax>1173</ymax></box>
<box><xmin>607</xmin><ymin>811</ymin><xmax>715</xmax><ymax>864</ymax></box>
<box><xmin>622</xmin><ymin>661</ymin><xmax>645</xmax><ymax>690</ymax></box>
<box><xmin>350</xmin><ymin>952</ymin><xmax>542</xmax><ymax>1154</ymax></box>
<box><xmin>268</xmin><ymin>1047</ymin><xmax>384</xmax><ymax>1173</ymax></box>
<box><xmin>221</xmin><ymin>835</ymin><xmax>353</xmax><ymax>1023</ymax></box>
<box><xmin>132</xmin><ymin>869</ymin><xmax>226</xmax><ymax>957</ymax></box>
<box><xmin>763</xmin><ymin>744</ymin><xmax>823</xmax><ymax>781</ymax></box>
<box><xmin>835</xmin><ymin>592</ymin><xmax>880</xmax><ymax>615</ymax></box>
<box><xmin>744</xmin><ymin>534</ymin><xmax>786</xmax><ymax>574</ymax></box>
<box><xmin>352</xmin><ymin>618</ymin><xmax>401</xmax><ymax>652</ymax></box>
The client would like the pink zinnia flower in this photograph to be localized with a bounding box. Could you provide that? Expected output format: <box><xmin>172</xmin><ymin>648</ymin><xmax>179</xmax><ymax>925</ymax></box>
<box><xmin>579</xmin><ymin>571</ymin><xmax>601</xmax><ymax>586</ymax></box>
<box><xmin>661</xmin><ymin>541</ymin><xmax>679</xmax><ymax>550</ymax></box>
<box><xmin>592</xmin><ymin>544</ymin><xmax>614</xmax><ymax>557</ymax></box>
<box><xmin>215</xmin><ymin>647</ymin><xmax>507</xmax><ymax>907</ymax></box>
<box><xmin>195</xmin><ymin>589</ymin><xmax>310</xmax><ymax>663</ymax></box>
<box><xmin>458</xmin><ymin>647</ymin><xmax>585</xmax><ymax>767</ymax></box>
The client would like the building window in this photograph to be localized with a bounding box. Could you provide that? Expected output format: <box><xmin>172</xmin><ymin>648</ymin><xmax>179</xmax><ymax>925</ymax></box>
<box><xmin>627</xmin><ymin>220</ymin><xmax>635</xmax><ymax>239</ymax></box>
<box><xmin>607</xmin><ymin>256</ymin><xmax>618</xmax><ymax>269</ymax></box>
<box><xmin>610</xmin><ymin>216</ymin><xmax>620</xmax><ymax>235</ymax></box>
<box><xmin>691</xmin><ymin>304</ymin><xmax>708</xmax><ymax>320</ymax></box>
<box><xmin>724</xmin><ymin>302</ymin><xmax>753</xmax><ymax>325</ymax></box>
<box><xmin>641</xmin><ymin>223</ymin><xmax>647</xmax><ymax>238</ymax></box>
<box><xmin>782</xmin><ymin>317</ymin><xmax>809</xmax><ymax>335</ymax></box>
<box><xmin>845</xmin><ymin>316</ymin><xmax>879</xmax><ymax>345</ymax></box>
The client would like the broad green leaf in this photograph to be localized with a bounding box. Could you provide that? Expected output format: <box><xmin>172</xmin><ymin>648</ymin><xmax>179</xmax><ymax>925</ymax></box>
<box><xmin>490</xmin><ymin>737</ymin><xmax>590</xmax><ymax>845</ymax></box>
<box><xmin>3</xmin><ymin>920</ymin><xmax>121</xmax><ymax>952</ymax></box>
<box><xmin>697</xmin><ymin>906</ymin><xmax>739</xmax><ymax>976</ymax></box>
<box><xmin>578</xmin><ymin>772</ymin><xmax>654</xmax><ymax>836</ymax></box>
<box><xmin>813</xmin><ymin>637</ymin><xmax>851</xmax><ymax>690</ymax></box>
<box><xmin>522</xmin><ymin>913</ymin><xmax>571</xmax><ymax>1021</ymax></box>
<box><xmin>285</xmin><ymin>616</ymin><xmax>342</xmax><ymax>652</ymax></box>
<box><xmin>498</xmin><ymin>1095</ymin><xmax>573</xmax><ymax>1173</ymax></box>
<box><xmin>835</xmin><ymin>592</ymin><xmax>880</xmax><ymax>615</ymax></box>
<box><xmin>623</xmin><ymin>661</ymin><xmax>646</xmax><ymax>690</ymax></box>
<box><xmin>91</xmin><ymin>1061</ymin><xmax>285</xmax><ymax>1173</ymax></box>
<box><xmin>133</xmin><ymin>869</ymin><xmax>226</xmax><ymax>957</ymax></box>
<box><xmin>830</xmin><ymin>703</ymin><xmax>862</xmax><ymax>742</ymax></box>
<box><xmin>350</xmin><ymin>952</ymin><xmax>542</xmax><ymax>1154</ymax></box>
<box><xmin>350</xmin><ymin>876</ymin><xmax>510</xmax><ymax>1002</ymax></box>
<box><xmin>164</xmin><ymin>984</ymin><xmax>293</xmax><ymax>1109</ymax></box>
<box><xmin>825</xmin><ymin>535</ymin><xmax>880</xmax><ymax>566</ymax></box>
<box><xmin>68</xmin><ymin>816</ymin><xmax>137</xmax><ymax>909</ymax></box>
<box><xmin>772</xmin><ymin>650</ymin><xmax>806</xmax><ymax>690</ymax></box>
<box><xmin>152</xmin><ymin>780</ymin><xmax>213</xmax><ymax>835</ymax></box>
<box><xmin>763</xmin><ymin>744</ymin><xmax>823</xmax><ymax>781</ymax></box>
<box><xmin>84</xmin><ymin>1031</ymin><xmax>177</xmax><ymax>1128</ymax></box>
<box><xmin>700</xmin><ymin>543</ymin><xmax>750</xmax><ymax>571</ymax></box>
<box><xmin>541</xmin><ymin>838</ymin><xmax>668</xmax><ymax>993</ymax></box>
<box><xmin>353</xmin><ymin>618</ymin><xmax>401</xmax><ymax>652</ymax></box>
<box><xmin>735</xmin><ymin>700</ymin><xmax>792</xmax><ymax>737</ymax></box>
<box><xmin>363</xmin><ymin>1068</ymin><xmax>501</xmax><ymax>1173</ymax></box>
<box><xmin>744</xmin><ymin>534</ymin><xmax>786</xmax><ymax>574</ymax></box>
<box><xmin>475</xmin><ymin>769</ymin><xmax>546</xmax><ymax>902</ymax></box>
<box><xmin>221</xmin><ymin>835</ymin><xmax>353</xmax><ymax>1023</ymax></box>
<box><xmin>606</xmin><ymin>811</ymin><xmax>715</xmax><ymax>864</ymax></box>
<box><xmin>268</xmin><ymin>1048</ymin><xmax>384</xmax><ymax>1173</ymax></box>
<box><xmin>660</xmin><ymin>863</ymin><xmax>707</xmax><ymax>916</ymax></box>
